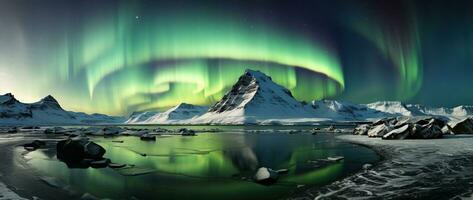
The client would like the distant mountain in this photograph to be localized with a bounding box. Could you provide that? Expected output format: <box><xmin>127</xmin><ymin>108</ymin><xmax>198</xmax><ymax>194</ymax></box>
<box><xmin>191</xmin><ymin>69</ymin><xmax>314</xmax><ymax>124</ymax></box>
<box><xmin>128</xmin><ymin>103</ymin><xmax>208</xmax><ymax>124</ymax></box>
<box><xmin>308</xmin><ymin>100</ymin><xmax>390</xmax><ymax>121</ymax></box>
<box><xmin>0</xmin><ymin>93</ymin><xmax>125</xmax><ymax>125</ymax></box>
<box><xmin>366</xmin><ymin>101</ymin><xmax>473</xmax><ymax>120</ymax></box>
<box><xmin>124</xmin><ymin>70</ymin><xmax>473</xmax><ymax>125</ymax></box>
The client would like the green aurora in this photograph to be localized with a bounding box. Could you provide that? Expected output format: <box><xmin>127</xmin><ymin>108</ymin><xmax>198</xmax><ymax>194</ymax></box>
<box><xmin>44</xmin><ymin>7</ymin><xmax>344</xmax><ymax>115</ymax></box>
<box><xmin>1</xmin><ymin>0</ymin><xmax>450</xmax><ymax>115</ymax></box>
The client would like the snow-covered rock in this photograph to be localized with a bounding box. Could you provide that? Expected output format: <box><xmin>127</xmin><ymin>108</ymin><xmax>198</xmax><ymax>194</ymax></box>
<box><xmin>254</xmin><ymin>167</ymin><xmax>279</xmax><ymax>185</ymax></box>
<box><xmin>0</xmin><ymin>93</ymin><xmax>125</xmax><ymax>125</ymax></box>
<box><xmin>353</xmin><ymin>124</ymin><xmax>370</xmax><ymax>135</ymax></box>
<box><xmin>368</xmin><ymin>124</ymin><xmax>392</xmax><ymax>137</ymax></box>
<box><xmin>356</xmin><ymin>117</ymin><xmax>446</xmax><ymax>139</ymax></box>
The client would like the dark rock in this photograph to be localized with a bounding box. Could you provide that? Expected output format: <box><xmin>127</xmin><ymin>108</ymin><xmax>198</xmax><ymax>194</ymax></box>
<box><xmin>44</xmin><ymin>127</ymin><xmax>66</xmax><ymax>134</ymax></box>
<box><xmin>56</xmin><ymin>139</ymin><xmax>106</xmax><ymax>162</ymax></box>
<box><xmin>82</xmin><ymin>127</ymin><xmax>102</xmax><ymax>135</ymax></box>
<box><xmin>23</xmin><ymin>140</ymin><xmax>46</xmax><ymax>151</ymax></box>
<box><xmin>140</xmin><ymin>134</ymin><xmax>156</xmax><ymax>141</ymax></box>
<box><xmin>7</xmin><ymin>127</ymin><xmax>18</xmax><ymax>133</ymax></box>
<box><xmin>450</xmin><ymin>118</ymin><xmax>473</xmax><ymax>134</ymax></box>
<box><xmin>90</xmin><ymin>158</ymin><xmax>111</xmax><ymax>168</ymax></box>
<box><xmin>411</xmin><ymin>119</ymin><xmax>443</xmax><ymax>139</ymax></box>
<box><xmin>179</xmin><ymin>128</ymin><xmax>196</xmax><ymax>136</ymax></box>
<box><xmin>22</xmin><ymin>126</ymin><xmax>40</xmax><ymax>130</ymax></box>
<box><xmin>103</xmin><ymin>126</ymin><xmax>123</xmax><ymax>135</ymax></box>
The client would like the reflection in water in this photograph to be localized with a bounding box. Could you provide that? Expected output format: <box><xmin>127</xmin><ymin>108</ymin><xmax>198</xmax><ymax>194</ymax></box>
<box><xmin>25</xmin><ymin>131</ymin><xmax>379</xmax><ymax>200</ymax></box>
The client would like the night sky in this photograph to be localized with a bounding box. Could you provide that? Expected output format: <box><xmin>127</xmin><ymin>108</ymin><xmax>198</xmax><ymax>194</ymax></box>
<box><xmin>0</xmin><ymin>0</ymin><xmax>471</xmax><ymax>115</ymax></box>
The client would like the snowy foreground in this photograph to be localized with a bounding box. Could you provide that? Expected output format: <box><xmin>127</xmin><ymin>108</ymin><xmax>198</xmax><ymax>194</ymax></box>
<box><xmin>290</xmin><ymin>135</ymin><xmax>473</xmax><ymax>200</ymax></box>
<box><xmin>0</xmin><ymin>139</ymin><xmax>27</xmax><ymax>200</ymax></box>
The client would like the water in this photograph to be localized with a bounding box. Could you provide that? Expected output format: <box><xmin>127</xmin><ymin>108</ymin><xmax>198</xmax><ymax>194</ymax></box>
<box><xmin>24</xmin><ymin>127</ymin><xmax>379</xmax><ymax>200</ymax></box>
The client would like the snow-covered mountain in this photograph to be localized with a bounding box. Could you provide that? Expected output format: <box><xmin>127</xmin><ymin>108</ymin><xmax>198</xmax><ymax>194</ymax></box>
<box><xmin>190</xmin><ymin>69</ymin><xmax>315</xmax><ymax>124</ymax></box>
<box><xmin>127</xmin><ymin>103</ymin><xmax>208</xmax><ymax>124</ymax></box>
<box><xmin>0</xmin><ymin>93</ymin><xmax>125</xmax><ymax>125</ymax></box>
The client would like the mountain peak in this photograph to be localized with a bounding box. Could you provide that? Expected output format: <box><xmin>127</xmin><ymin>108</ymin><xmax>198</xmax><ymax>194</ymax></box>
<box><xmin>174</xmin><ymin>102</ymin><xmax>199</xmax><ymax>110</ymax></box>
<box><xmin>35</xmin><ymin>95</ymin><xmax>63</xmax><ymax>110</ymax></box>
<box><xmin>196</xmin><ymin>69</ymin><xmax>312</xmax><ymax>123</ymax></box>
<box><xmin>244</xmin><ymin>69</ymin><xmax>272</xmax><ymax>81</ymax></box>
<box><xmin>0</xmin><ymin>93</ymin><xmax>19</xmax><ymax>105</ymax></box>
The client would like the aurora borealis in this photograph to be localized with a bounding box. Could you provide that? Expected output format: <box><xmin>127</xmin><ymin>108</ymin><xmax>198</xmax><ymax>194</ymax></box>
<box><xmin>1</xmin><ymin>0</ymin><xmax>472</xmax><ymax>115</ymax></box>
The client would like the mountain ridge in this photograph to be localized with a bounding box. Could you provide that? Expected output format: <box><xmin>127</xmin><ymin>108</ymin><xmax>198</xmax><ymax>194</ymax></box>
<box><xmin>0</xmin><ymin>93</ymin><xmax>125</xmax><ymax>125</ymax></box>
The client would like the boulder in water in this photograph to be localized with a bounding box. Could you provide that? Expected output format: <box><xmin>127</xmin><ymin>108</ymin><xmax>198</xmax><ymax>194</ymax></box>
<box><xmin>23</xmin><ymin>140</ymin><xmax>46</xmax><ymax>151</ymax></box>
<box><xmin>253</xmin><ymin>167</ymin><xmax>279</xmax><ymax>185</ymax></box>
<box><xmin>179</xmin><ymin>128</ymin><xmax>196</xmax><ymax>136</ymax></box>
<box><xmin>103</xmin><ymin>126</ymin><xmax>123</xmax><ymax>135</ymax></box>
<box><xmin>56</xmin><ymin>139</ymin><xmax>106</xmax><ymax>162</ymax></box>
<box><xmin>140</xmin><ymin>134</ymin><xmax>156</xmax><ymax>141</ymax></box>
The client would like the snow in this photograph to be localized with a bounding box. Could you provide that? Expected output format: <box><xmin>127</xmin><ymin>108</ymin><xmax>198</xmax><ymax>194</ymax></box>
<box><xmin>292</xmin><ymin>135</ymin><xmax>473</xmax><ymax>199</ymax></box>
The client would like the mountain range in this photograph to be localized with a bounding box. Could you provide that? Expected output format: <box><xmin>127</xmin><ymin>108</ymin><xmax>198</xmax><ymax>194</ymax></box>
<box><xmin>0</xmin><ymin>93</ymin><xmax>125</xmax><ymax>125</ymax></box>
<box><xmin>1</xmin><ymin>69</ymin><xmax>472</xmax><ymax>125</ymax></box>
<box><xmin>125</xmin><ymin>70</ymin><xmax>473</xmax><ymax>125</ymax></box>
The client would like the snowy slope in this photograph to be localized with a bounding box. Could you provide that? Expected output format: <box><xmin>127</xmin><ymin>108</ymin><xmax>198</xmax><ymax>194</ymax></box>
<box><xmin>125</xmin><ymin>111</ymin><xmax>160</xmax><ymax>124</ymax></box>
<box><xmin>0</xmin><ymin>93</ymin><xmax>125</xmax><ymax>125</ymax></box>
<box><xmin>128</xmin><ymin>103</ymin><xmax>208</xmax><ymax>124</ymax></box>
<box><xmin>192</xmin><ymin>69</ymin><xmax>315</xmax><ymax>124</ymax></box>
